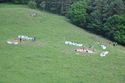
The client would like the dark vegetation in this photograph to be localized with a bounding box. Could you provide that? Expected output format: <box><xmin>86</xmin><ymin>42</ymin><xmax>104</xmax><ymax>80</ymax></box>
<box><xmin>66</xmin><ymin>0</ymin><xmax>125</xmax><ymax>45</ymax></box>
<box><xmin>1</xmin><ymin>0</ymin><xmax>125</xmax><ymax>46</ymax></box>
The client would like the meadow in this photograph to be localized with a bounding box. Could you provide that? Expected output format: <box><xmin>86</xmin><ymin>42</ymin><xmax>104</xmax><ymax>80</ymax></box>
<box><xmin>0</xmin><ymin>4</ymin><xmax>125</xmax><ymax>83</ymax></box>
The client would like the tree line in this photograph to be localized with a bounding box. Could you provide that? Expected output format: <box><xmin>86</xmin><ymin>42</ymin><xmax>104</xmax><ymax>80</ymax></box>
<box><xmin>66</xmin><ymin>0</ymin><xmax>125</xmax><ymax>45</ymax></box>
<box><xmin>1</xmin><ymin>0</ymin><xmax>125</xmax><ymax>45</ymax></box>
<box><xmin>0</xmin><ymin>0</ymin><xmax>73</xmax><ymax>14</ymax></box>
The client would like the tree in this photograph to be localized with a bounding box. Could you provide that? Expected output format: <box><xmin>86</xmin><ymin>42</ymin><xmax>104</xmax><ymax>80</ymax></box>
<box><xmin>66</xmin><ymin>0</ymin><xmax>87</xmax><ymax>26</ymax></box>
<box><xmin>34</xmin><ymin>0</ymin><xmax>73</xmax><ymax>14</ymax></box>
<box><xmin>86</xmin><ymin>0</ymin><xmax>125</xmax><ymax>33</ymax></box>
<box><xmin>11</xmin><ymin>0</ymin><xmax>31</xmax><ymax>4</ymax></box>
<box><xmin>104</xmin><ymin>15</ymin><xmax>125</xmax><ymax>45</ymax></box>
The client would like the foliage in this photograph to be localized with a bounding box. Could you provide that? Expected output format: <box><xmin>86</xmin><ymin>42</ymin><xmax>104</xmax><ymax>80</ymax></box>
<box><xmin>1</xmin><ymin>0</ymin><xmax>125</xmax><ymax>45</ymax></box>
<box><xmin>66</xmin><ymin>1</ymin><xmax>87</xmax><ymax>26</ymax></box>
<box><xmin>34</xmin><ymin>0</ymin><xmax>73</xmax><ymax>14</ymax></box>
<box><xmin>28</xmin><ymin>0</ymin><xmax>37</xmax><ymax>9</ymax></box>
<box><xmin>67</xmin><ymin>0</ymin><xmax>125</xmax><ymax>45</ymax></box>
<box><xmin>104</xmin><ymin>15</ymin><xmax>125</xmax><ymax>45</ymax></box>
<box><xmin>0</xmin><ymin>0</ymin><xmax>5</xmax><ymax>2</ymax></box>
<box><xmin>11</xmin><ymin>0</ymin><xmax>31</xmax><ymax>4</ymax></box>
<box><xmin>1</xmin><ymin>4</ymin><xmax>125</xmax><ymax>83</ymax></box>
<box><xmin>86</xmin><ymin>0</ymin><xmax>125</xmax><ymax>32</ymax></box>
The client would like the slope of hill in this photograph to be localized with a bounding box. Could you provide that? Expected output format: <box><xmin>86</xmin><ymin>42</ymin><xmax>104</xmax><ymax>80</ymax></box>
<box><xmin>0</xmin><ymin>4</ymin><xmax>125</xmax><ymax>83</ymax></box>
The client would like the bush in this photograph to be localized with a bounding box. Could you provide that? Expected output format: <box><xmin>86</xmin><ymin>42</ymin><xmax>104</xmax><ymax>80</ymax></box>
<box><xmin>34</xmin><ymin>0</ymin><xmax>73</xmax><ymax>14</ymax></box>
<box><xmin>11</xmin><ymin>0</ymin><xmax>31</xmax><ymax>4</ymax></box>
<box><xmin>66</xmin><ymin>0</ymin><xmax>125</xmax><ymax>45</ymax></box>
<box><xmin>104</xmin><ymin>15</ymin><xmax>125</xmax><ymax>45</ymax></box>
<box><xmin>28</xmin><ymin>0</ymin><xmax>37</xmax><ymax>9</ymax></box>
<box><xmin>66</xmin><ymin>0</ymin><xmax>87</xmax><ymax>26</ymax></box>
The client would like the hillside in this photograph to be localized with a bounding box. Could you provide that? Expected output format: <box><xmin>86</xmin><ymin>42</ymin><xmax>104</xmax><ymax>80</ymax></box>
<box><xmin>0</xmin><ymin>4</ymin><xmax>125</xmax><ymax>83</ymax></box>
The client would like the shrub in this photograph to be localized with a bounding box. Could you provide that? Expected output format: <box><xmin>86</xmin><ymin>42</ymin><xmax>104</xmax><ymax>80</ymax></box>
<box><xmin>11</xmin><ymin>0</ymin><xmax>31</xmax><ymax>4</ymax></box>
<box><xmin>66</xmin><ymin>0</ymin><xmax>87</xmax><ymax>26</ymax></box>
<box><xmin>28</xmin><ymin>0</ymin><xmax>37</xmax><ymax>9</ymax></box>
<box><xmin>104</xmin><ymin>15</ymin><xmax>125</xmax><ymax>45</ymax></box>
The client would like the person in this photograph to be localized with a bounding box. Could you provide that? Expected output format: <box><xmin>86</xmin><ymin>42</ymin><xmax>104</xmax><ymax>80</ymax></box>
<box><xmin>32</xmin><ymin>37</ymin><xmax>36</xmax><ymax>41</ymax></box>
<box><xmin>19</xmin><ymin>37</ymin><xmax>22</xmax><ymax>42</ymax></box>
<box><xmin>113</xmin><ymin>42</ymin><xmax>117</xmax><ymax>46</ymax></box>
<box><xmin>31</xmin><ymin>12</ymin><xmax>37</xmax><ymax>17</ymax></box>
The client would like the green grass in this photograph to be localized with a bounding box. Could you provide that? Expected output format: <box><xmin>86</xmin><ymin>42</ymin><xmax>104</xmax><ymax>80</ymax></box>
<box><xmin>0</xmin><ymin>4</ymin><xmax>125</xmax><ymax>83</ymax></box>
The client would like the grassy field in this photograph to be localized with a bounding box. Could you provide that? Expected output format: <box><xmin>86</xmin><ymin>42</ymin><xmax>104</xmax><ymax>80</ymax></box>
<box><xmin>0</xmin><ymin>4</ymin><xmax>125</xmax><ymax>83</ymax></box>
